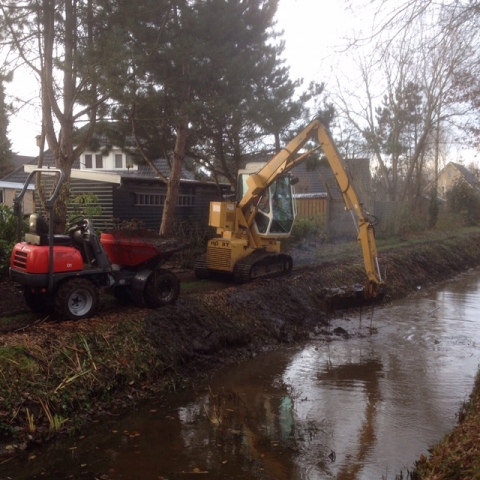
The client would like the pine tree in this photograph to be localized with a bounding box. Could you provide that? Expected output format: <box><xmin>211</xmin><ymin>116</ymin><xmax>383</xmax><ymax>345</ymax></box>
<box><xmin>0</xmin><ymin>74</ymin><xmax>13</xmax><ymax>178</ymax></box>
<box><xmin>0</xmin><ymin>1</ymin><xmax>135</xmax><ymax>230</ymax></box>
<box><xmin>110</xmin><ymin>0</ymin><xmax>317</xmax><ymax>233</ymax></box>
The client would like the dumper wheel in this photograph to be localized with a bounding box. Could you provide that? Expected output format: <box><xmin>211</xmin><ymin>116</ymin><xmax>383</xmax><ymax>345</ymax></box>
<box><xmin>24</xmin><ymin>288</ymin><xmax>54</xmax><ymax>314</ymax></box>
<box><xmin>144</xmin><ymin>269</ymin><xmax>180</xmax><ymax>308</ymax></box>
<box><xmin>55</xmin><ymin>278</ymin><xmax>99</xmax><ymax>320</ymax></box>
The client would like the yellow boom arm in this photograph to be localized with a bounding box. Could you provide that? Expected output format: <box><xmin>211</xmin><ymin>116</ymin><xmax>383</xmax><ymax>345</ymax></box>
<box><xmin>239</xmin><ymin>119</ymin><xmax>383</xmax><ymax>298</ymax></box>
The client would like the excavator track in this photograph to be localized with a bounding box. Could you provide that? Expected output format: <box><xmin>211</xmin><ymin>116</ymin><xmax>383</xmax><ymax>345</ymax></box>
<box><xmin>233</xmin><ymin>252</ymin><xmax>293</xmax><ymax>284</ymax></box>
<box><xmin>193</xmin><ymin>253</ymin><xmax>210</xmax><ymax>279</ymax></box>
<box><xmin>195</xmin><ymin>251</ymin><xmax>293</xmax><ymax>283</ymax></box>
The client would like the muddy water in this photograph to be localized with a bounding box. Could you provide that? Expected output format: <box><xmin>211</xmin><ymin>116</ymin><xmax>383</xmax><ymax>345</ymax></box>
<box><xmin>5</xmin><ymin>269</ymin><xmax>480</xmax><ymax>480</ymax></box>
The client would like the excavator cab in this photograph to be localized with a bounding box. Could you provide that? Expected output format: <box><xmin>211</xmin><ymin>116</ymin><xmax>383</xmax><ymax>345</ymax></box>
<box><xmin>237</xmin><ymin>164</ymin><xmax>296</xmax><ymax>237</ymax></box>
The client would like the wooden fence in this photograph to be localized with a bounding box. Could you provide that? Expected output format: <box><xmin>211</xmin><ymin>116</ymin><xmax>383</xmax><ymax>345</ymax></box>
<box><xmin>295</xmin><ymin>197</ymin><xmax>328</xmax><ymax>226</ymax></box>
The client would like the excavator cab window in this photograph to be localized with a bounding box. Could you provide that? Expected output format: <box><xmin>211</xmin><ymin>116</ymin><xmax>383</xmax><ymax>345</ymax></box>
<box><xmin>237</xmin><ymin>174</ymin><xmax>248</xmax><ymax>203</ymax></box>
<box><xmin>237</xmin><ymin>168</ymin><xmax>295</xmax><ymax>236</ymax></box>
<box><xmin>254</xmin><ymin>176</ymin><xmax>295</xmax><ymax>235</ymax></box>
<box><xmin>269</xmin><ymin>176</ymin><xmax>295</xmax><ymax>234</ymax></box>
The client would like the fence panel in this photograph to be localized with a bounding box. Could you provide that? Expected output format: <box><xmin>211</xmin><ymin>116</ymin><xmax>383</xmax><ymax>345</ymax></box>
<box><xmin>295</xmin><ymin>198</ymin><xmax>328</xmax><ymax>226</ymax></box>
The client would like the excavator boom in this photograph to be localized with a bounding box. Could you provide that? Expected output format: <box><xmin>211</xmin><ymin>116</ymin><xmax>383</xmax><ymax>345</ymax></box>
<box><xmin>196</xmin><ymin>118</ymin><xmax>384</xmax><ymax>300</ymax></box>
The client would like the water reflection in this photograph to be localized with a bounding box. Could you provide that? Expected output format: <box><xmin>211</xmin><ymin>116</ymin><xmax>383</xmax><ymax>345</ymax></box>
<box><xmin>3</xmin><ymin>269</ymin><xmax>480</xmax><ymax>480</ymax></box>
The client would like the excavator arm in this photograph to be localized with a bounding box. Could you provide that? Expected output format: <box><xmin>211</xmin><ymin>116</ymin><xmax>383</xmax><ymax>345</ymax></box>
<box><xmin>239</xmin><ymin>119</ymin><xmax>383</xmax><ymax>298</ymax></box>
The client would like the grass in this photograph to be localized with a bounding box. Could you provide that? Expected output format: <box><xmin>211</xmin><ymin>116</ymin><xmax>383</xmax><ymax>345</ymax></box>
<box><xmin>0</xmin><ymin>313</ymin><xmax>36</xmax><ymax>327</ymax></box>
<box><xmin>0</xmin><ymin>312</ymin><xmax>163</xmax><ymax>438</ymax></box>
<box><xmin>291</xmin><ymin>226</ymin><xmax>480</xmax><ymax>265</ymax></box>
<box><xmin>0</xmin><ymin>345</ymin><xmax>39</xmax><ymax>373</ymax></box>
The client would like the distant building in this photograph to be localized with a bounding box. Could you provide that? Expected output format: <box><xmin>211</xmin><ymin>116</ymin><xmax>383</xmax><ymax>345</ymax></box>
<box><xmin>425</xmin><ymin>162</ymin><xmax>480</xmax><ymax>199</ymax></box>
<box><xmin>0</xmin><ymin>178</ymin><xmax>35</xmax><ymax>211</ymax></box>
<box><xmin>12</xmin><ymin>154</ymin><xmax>35</xmax><ymax>170</ymax></box>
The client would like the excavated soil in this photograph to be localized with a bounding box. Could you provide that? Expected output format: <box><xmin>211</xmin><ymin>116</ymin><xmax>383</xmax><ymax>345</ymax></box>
<box><xmin>2</xmin><ymin>231</ymin><xmax>480</xmax><ymax>452</ymax></box>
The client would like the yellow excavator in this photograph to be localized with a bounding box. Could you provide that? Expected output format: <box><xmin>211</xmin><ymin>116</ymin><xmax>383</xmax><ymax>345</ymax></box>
<box><xmin>194</xmin><ymin>118</ymin><xmax>383</xmax><ymax>301</ymax></box>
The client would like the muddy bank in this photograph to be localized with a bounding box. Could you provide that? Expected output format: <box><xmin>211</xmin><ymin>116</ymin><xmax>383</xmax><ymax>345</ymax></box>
<box><xmin>413</xmin><ymin>370</ymin><xmax>480</xmax><ymax>479</ymax></box>
<box><xmin>1</xmin><ymin>232</ymin><xmax>480</xmax><ymax>455</ymax></box>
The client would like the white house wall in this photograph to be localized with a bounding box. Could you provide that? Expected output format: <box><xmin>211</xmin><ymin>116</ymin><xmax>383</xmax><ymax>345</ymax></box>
<box><xmin>79</xmin><ymin>148</ymin><xmax>138</xmax><ymax>172</ymax></box>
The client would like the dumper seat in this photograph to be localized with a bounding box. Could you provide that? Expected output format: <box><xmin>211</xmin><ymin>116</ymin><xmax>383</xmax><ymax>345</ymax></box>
<box><xmin>25</xmin><ymin>213</ymin><xmax>72</xmax><ymax>246</ymax></box>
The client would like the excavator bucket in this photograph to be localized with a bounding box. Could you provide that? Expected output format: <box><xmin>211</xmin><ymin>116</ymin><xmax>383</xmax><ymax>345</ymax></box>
<box><xmin>322</xmin><ymin>283</ymin><xmax>385</xmax><ymax>312</ymax></box>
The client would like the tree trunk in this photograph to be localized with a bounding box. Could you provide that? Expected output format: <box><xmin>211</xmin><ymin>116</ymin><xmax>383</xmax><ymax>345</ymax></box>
<box><xmin>159</xmin><ymin>102</ymin><xmax>189</xmax><ymax>236</ymax></box>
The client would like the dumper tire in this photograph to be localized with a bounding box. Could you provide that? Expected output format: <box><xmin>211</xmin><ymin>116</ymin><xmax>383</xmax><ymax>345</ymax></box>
<box><xmin>24</xmin><ymin>288</ymin><xmax>54</xmax><ymax>314</ymax></box>
<box><xmin>144</xmin><ymin>269</ymin><xmax>180</xmax><ymax>308</ymax></box>
<box><xmin>54</xmin><ymin>278</ymin><xmax>99</xmax><ymax>320</ymax></box>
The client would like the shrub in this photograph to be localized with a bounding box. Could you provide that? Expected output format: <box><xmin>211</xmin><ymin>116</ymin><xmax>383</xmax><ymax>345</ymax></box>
<box><xmin>0</xmin><ymin>204</ymin><xmax>25</xmax><ymax>276</ymax></box>
<box><xmin>171</xmin><ymin>220</ymin><xmax>213</xmax><ymax>268</ymax></box>
<box><xmin>395</xmin><ymin>208</ymin><xmax>428</xmax><ymax>235</ymax></box>
<box><xmin>109</xmin><ymin>218</ymin><xmax>213</xmax><ymax>269</ymax></box>
<box><xmin>112</xmin><ymin>218</ymin><xmax>147</xmax><ymax>230</ymax></box>
<box><xmin>67</xmin><ymin>193</ymin><xmax>102</xmax><ymax>225</ymax></box>
<box><xmin>446</xmin><ymin>181</ymin><xmax>480</xmax><ymax>226</ymax></box>
<box><xmin>284</xmin><ymin>214</ymin><xmax>328</xmax><ymax>250</ymax></box>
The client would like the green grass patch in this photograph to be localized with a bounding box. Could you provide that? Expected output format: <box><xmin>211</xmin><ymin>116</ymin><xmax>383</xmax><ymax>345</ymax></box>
<box><xmin>0</xmin><ymin>345</ymin><xmax>39</xmax><ymax>373</ymax></box>
<box><xmin>0</xmin><ymin>313</ymin><xmax>36</xmax><ymax>326</ymax></box>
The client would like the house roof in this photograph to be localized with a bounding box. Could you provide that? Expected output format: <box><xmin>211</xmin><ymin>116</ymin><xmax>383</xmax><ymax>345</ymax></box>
<box><xmin>0</xmin><ymin>180</ymin><xmax>34</xmax><ymax>190</ymax></box>
<box><xmin>450</xmin><ymin>162</ymin><xmax>478</xmax><ymax>186</ymax></box>
<box><xmin>12</xmin><ymin>154</ymin><xmax>35</xmax><ymax>169</ymax></box>
<box><xmin>424</xmin><ymin>161</ymin><xmax>480</xmax><ymax>196</ymax></box>
<box><xmin>1</xmin><ymin>149</ymin><xmax>210</xmax><ymax>187</ymax></box>
<box><xmin>290</xmin><ymin>162</ymin><xmax>326</xmax><ymax>195</ymax></box>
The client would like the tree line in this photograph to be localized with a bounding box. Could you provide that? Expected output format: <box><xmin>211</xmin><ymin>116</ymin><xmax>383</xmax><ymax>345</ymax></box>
<box><xmin>0</xmin><ymin>0</ymin><xmax>325</xmax><ymax>234</ymax></box>
<box><xmin>2</xmin><ymin>0</ymin><xmax>480</xmax><ymax>234</ymax></box>
<box><xmin>331</xmin><ymin>0</ymin><xmax>480</xmax><ymax>228</ymax></box>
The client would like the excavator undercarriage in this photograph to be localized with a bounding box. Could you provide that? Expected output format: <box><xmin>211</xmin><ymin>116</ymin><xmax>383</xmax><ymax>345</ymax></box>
<box><xmin>195</xmin><ymin>250</ymin><xmax>293</xmax><ymax>284</ymax></box>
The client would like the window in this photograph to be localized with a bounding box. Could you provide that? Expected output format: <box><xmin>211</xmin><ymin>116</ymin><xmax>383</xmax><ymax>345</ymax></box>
<box><xmin>136</xmin><ymin>194</ymin><xmax>194</xmax><ymax>207</ymax></box>
<box><xmin>0</xmin><ymin>190</ymin><xmax>3</xmax><ymax>204</ymax></box>
<box><xmin>85</xmin><ymin>154</ymin><xmax>92</xmax><ymax>169</ymax></box>
<box><xmin>115</xmin><ymin>154</ymin><xmax>123</xmax><ymax>169</ymax></box>
<box><xmin>176</xmin><ymin>195</ymin><xmax>195</xmax><ymax>206</ymax></box>
<box><xmin>136</xmin><ymin>194</ymin><xmax>164</xmax><ymax>205</ymax></box>
<box><xmin>95</xmin><ymin>154</ymin><xmax>103</xmax><ymax>168</ymax></box>
<box><xmin>126</xmin><ymin>155</ymin><xmax>134</xmax><ymax>169</ymax></box>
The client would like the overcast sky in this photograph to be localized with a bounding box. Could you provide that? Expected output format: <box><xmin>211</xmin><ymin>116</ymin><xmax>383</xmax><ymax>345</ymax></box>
<box><xmin>275</xmin><ymin>0</ymin><xmax>357</xmax><ymax>85</ymax></box>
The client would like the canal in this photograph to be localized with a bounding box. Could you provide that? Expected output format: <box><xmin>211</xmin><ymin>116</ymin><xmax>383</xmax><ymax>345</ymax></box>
<box><xmin>3</xmin><ymin>268</ymin><xmax>480</xmax><ymax>479</ymax></box>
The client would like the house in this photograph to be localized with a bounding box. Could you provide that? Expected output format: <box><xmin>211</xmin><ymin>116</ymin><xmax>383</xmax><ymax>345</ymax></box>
<box><xmin>0</xmin><ymin>154</ymin><xmax>36</xmax><ymax>206</ymax></box>
<box><xmin>1</xmin><ymin>148</ymin><xmax>228</xmax><ymax>232</ymax></box>
<box><xmin>427</xmin><ymin>162</ymin><xmax>480</xmax><ymax>199</ymax></box>
<box><xmin>0</xmin><ymin>177</ymin><xmax>35</xmax><ymax>212</ymax></box>
<box><xmin>291</xmin><ymin>157</ymin><xmax>372</xmax><ymax>236</ymax></box>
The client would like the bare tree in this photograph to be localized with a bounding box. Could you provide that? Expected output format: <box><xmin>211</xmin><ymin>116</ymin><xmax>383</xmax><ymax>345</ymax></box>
<box><xmin>0</xmin><ymin>1</ymin><xmax>125</xmax><ymax>231</ymax></box>
<box><xmin>334</xmin><ymin>3</ymin><xmax>474</xmax><ymax>203</ymax></box>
